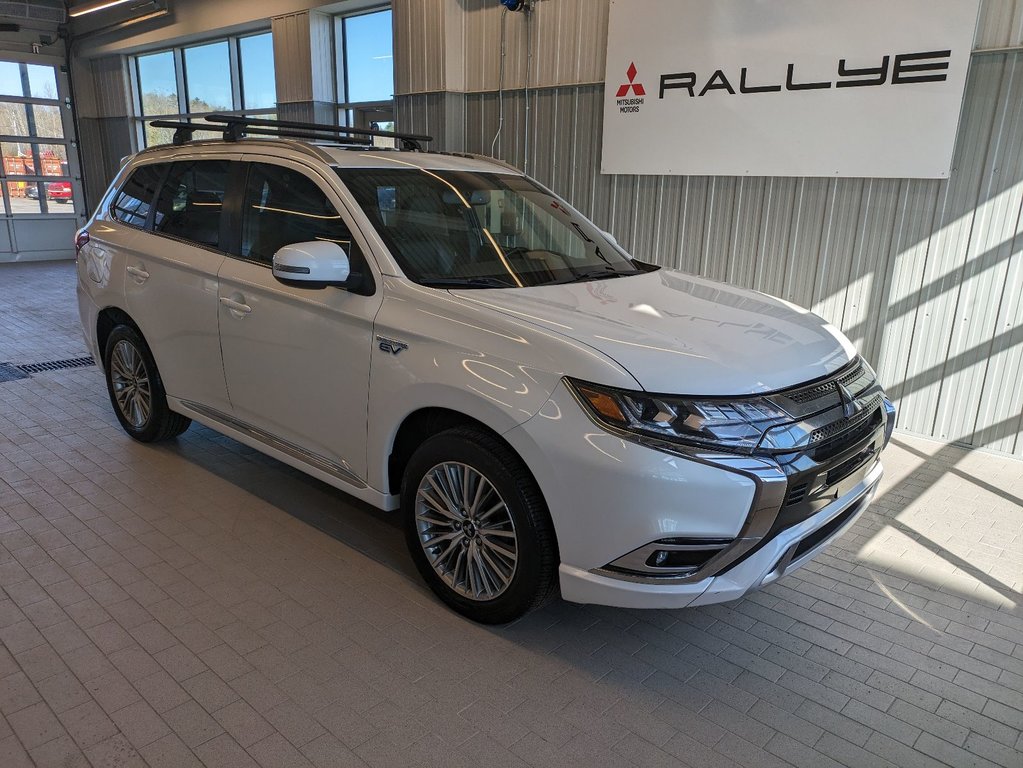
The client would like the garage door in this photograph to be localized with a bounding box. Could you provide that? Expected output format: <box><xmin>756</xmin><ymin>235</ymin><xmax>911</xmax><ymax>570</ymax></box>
<box><xmin>0</xmin><ymin>54</ymin><xmax>85</xmax><ymax>262</ymax></box>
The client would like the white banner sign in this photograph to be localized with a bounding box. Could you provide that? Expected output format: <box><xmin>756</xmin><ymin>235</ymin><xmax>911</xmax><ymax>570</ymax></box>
<box><xmin>601</xmin><ymin>0</ymin><xmax>980</xmax><ymax>178</ymax></box>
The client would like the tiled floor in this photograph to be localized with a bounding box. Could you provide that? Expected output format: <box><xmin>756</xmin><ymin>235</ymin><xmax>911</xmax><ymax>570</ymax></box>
<box><xmin>1</xmin><ymin>260</ymin><xmax>1021</xmax><ymax>768</ymax></box>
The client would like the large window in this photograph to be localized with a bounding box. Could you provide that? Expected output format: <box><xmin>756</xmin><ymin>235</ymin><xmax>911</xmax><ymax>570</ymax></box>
<box><xmin>335</xmin><ymin>8</ymin><xmax>394</xmax><ymax>131</ymax></box>
<box><xmin>134</xmin><ymin>32</ymin><xmax>276</xmax><ymax>148</ymax></box>
<box><xmin>0</xmin><ymin>60</ymin><xmax>76</xmax><ymax>216</ymax></box>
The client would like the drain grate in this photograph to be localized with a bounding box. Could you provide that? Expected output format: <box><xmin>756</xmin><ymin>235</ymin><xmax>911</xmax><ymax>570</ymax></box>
<box><xmin>16</xmin><ymin>356</ymin><xmax>96</xmax><ymax>374</ymax></box>
<box><xmin>0</xmin><ymin>362</ymin><xmax>30</xmax><ymax>382</ymax></box>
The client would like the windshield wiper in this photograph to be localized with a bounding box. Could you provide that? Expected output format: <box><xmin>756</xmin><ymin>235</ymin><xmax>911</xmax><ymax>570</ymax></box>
<box><xmin>419</xmin><ymin>276</ymin><xmax>518</xmax><ymax>289</ymax></box>
<box><xmin>554</xmin><ymin>268</ymin><xmax>643</xmax><ymax>284</ymax></box>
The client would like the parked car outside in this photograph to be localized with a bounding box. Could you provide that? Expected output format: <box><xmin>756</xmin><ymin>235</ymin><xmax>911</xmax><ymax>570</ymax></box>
<box><xmin>25</xmin><ymin>180</ymin><xmax>72</xmax><ymax>203</ymax></box>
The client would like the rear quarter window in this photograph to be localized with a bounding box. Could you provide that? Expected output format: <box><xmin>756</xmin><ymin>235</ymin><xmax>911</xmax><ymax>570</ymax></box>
<box><xmin>110</xmin><ymin>163</ymin><xmax>166</xmax><ymax>228</ymax></box>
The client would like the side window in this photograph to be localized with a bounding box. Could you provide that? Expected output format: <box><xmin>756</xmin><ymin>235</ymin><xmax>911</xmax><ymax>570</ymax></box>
<box><xmin>152</xmin><ymin>160</ymin><xmax>230</xmax><ymax>250</ymax></box>
<box><xmin>110</xmin><ymin>164</ymin><xmax>165</xmax><ymax>228</ymax></box>
<box><xmin>240</xmin><ymin>163</ymin><xmax>356</xmax><ymax>265</ymax></box>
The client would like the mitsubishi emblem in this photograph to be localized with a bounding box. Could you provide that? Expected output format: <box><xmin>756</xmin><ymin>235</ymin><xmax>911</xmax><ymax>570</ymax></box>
<box><xmin>836</xmin><ymin>383</ymin><xmax>861</xmax><ymax>419</ymax></box>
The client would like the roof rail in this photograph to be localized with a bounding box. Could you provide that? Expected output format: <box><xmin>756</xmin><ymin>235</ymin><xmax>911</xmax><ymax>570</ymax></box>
<box><xmin>148</xmin><ymin>115</ymin><xmax>433</xmax><ymax>151</ymax></box>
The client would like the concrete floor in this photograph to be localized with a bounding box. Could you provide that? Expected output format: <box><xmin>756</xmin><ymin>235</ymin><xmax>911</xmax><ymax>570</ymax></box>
<box><xmin>1</xmin><ymin>259</ymin><xmax>1021</xmax><ymax>768</ymax></box>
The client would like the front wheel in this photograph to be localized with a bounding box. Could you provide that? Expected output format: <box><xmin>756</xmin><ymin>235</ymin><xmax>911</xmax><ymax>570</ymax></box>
<box><xmin>402</xmin><ymin>427</ymin><xmax>558</xmax><ymax>624</ymax></box>
<box><xmin>104</xmin><ymin>325</ymin><xmax>190</xmax><ymax>442</ymax></box>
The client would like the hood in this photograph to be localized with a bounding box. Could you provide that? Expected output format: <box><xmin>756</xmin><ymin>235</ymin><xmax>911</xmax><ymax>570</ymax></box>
<box><xmin>451</xmin><ymin>269</ymin><xmax>856</xmax><ymax>395</ymax></box>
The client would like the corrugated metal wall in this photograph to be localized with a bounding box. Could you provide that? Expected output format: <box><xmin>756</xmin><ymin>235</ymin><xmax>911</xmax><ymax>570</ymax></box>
<box><xmin>976</xmin><ymin>0</ymin><xmax>1023</xmax><ymax>48</ymax></box>
<box><xmin>395</xmin><ymin>0</ymin><xmax>1023</xmax><ymax>457</ymax></box>
<box><xmin>402</xmin><ymin>0</ymin><xmax>1023</xmax><ymax>95</ymax></box>
<box><xmin>73</xmin><ymin>56</ymin><xmax>133</xmax><ymax>208</ymax></box>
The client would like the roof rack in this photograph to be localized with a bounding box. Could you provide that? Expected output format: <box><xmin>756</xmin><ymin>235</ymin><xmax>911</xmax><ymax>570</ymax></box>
<box><xmin>147</xmin><ymin>114</ymin><xmax>433</xmax><ymax>151</ymax></box>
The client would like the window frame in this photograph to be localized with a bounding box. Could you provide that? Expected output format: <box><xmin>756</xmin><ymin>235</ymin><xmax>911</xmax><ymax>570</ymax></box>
<box><xmin>333</xmin><ymin>5</ymin><xmax>395</xmax><ymax>130</ymax></box>
<box><xmin>130</xmin><ymin>31</ymin><xmax>276</xmax><ymax>149</ymax></box>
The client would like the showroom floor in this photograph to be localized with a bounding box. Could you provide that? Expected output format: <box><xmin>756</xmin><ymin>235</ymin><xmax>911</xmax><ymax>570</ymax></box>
<box><xmin>1</xmin><ymin>260</ymin><xmax>1021</xmax><ymax>768</ymax></box>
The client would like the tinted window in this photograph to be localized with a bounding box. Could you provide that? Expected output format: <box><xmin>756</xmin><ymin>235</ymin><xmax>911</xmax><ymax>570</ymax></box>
<box><xmin>153</xmin><ymin>160</ymin><xmax>229</xmax><ymax>249</ymax></box>
<box><xmin>111</xmin><ymin>164</ymin><xmax>165</xmax><ymax>228</ymax></box>
<box><xmin>240</xmin><ymin>163</ymin><xmax>355</xmax><ymax>265</ymax></box>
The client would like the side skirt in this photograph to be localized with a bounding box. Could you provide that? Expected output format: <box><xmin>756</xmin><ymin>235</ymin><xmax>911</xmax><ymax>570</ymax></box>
<box><xmin>169</xmin><ymin>397</ymin><xmax>399</xmax><ymax>511</ymax></box>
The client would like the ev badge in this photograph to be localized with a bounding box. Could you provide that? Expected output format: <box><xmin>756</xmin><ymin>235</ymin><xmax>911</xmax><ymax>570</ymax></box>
<box><xmin>376</xmin><ymin>336</ymin><xmax>408</xmax><ymax>355</ymax></box>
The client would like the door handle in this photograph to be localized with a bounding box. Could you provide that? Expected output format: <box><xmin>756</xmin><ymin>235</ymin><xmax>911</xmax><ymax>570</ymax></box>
<box><xmin>219</xmin><ymin>296</ymin><xmax>252</xmax><ymax>316</ymax></box>
<box><xmin>126</xmin><ymin>265</ymin><xmax>150</xmax><ymax>283</ymax></box>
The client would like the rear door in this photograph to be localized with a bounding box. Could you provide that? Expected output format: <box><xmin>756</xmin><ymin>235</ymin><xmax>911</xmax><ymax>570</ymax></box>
<box><xmin>216</xmin><ymin>159</ymin><xmax>382</xmax><ymax>488</ymax></box>
<box><xmin>121</xmin><ymin>156</ymin><xmax>237</xmax><ymax>412</ymax></box>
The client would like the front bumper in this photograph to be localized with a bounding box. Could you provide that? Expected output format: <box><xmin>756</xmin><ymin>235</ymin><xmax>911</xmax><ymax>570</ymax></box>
<box><xmin>558</xmin><ymin>459</ymin><xmax>881</xmax><ymax>609</ymax></box>
<box><xmin>506</xmin><ymin>365</ymin><xmax>894</xmax><ymax>611</ymax></box>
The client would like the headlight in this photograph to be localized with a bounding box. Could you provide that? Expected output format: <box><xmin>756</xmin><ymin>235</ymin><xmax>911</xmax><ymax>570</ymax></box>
<box><xmin>566</xmin><ymin>378</ymin><xmax>793</xmax><ymax>454</ymax></box>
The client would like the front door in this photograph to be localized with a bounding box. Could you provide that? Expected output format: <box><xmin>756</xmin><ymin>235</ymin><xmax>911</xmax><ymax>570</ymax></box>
<box><xmin>217</xmin><ymin>160</ymin><xmax>381</xmax><ymax>488</ymax></box>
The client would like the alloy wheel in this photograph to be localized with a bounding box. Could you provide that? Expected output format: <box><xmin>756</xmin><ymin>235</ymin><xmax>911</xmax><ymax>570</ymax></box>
<box><xmin>415</xmin><ymin>462</ymin><xmax>519</xmax><ymax>601</ymax></box>
<box><xmin>109</xmin><ymin>339</ymin><xmax>152</xmax><ymax>429</ymax></box>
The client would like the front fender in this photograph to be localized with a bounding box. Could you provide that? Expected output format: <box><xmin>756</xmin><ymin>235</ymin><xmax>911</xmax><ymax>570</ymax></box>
<box><xmin>366</xmin><ymin>279</ymin><xmax>638</xmax><ymax>494</ymax></box>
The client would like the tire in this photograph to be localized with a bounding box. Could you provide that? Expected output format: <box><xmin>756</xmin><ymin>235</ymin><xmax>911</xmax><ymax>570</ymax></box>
<box><xmin>103</xmin><ymin>325</ymin><xmax>190</xmax><ymax>442</ymax></box>
<box><xmin>401</xmin><ymin>426</ymin><xmax>558</xmax><ymax>624</ymax></box>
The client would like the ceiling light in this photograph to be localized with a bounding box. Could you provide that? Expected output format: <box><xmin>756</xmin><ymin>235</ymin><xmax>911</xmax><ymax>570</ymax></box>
<box><xmin>68</xmin><ymin>0</ymin><xmax>135</xmax><ymax>18</ymax></box>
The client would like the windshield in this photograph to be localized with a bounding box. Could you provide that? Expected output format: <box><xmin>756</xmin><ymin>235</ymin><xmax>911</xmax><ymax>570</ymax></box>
<box><xmin>337</xmin><ymin>167</ymin><xmax>649</xmax><ymax>288</ymax></box>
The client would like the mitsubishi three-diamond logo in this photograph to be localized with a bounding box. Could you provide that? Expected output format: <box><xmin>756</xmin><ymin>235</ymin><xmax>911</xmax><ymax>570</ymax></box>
<box><xmin>615</xmin><ymin>62</ymin><xmax>645</xmax><ymax>114</ymax></box>
<box><xmin>616</xmin><ymin>62</ymin><xmax>646</xmax><ymax>97</ymax></box>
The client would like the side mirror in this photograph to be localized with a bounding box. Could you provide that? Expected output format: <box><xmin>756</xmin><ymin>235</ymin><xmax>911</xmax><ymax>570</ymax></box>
<box><xmin>602</xmin><ymin>230</ymin><xmax>619</xmax><ymax>247</ymax></box>
<box><xmin>272</xmin><ymin>241</ymin><xmax>351</xmax><ymax>288</ymax></box>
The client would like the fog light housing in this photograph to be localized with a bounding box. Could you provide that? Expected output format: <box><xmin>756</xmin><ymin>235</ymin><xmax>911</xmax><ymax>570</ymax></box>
<box><xmin>604</xmin><ymin>537</ymin><xmax>733</xmax><ymax>578</ymax></box>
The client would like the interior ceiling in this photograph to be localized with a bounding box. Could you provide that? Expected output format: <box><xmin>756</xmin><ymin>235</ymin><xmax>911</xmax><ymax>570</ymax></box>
<box><xmin>67</xmin><ymin>0</ymin><xmax>168</xmax><ymax>37</ymax></box>
<box><xmin>0</xmin><ymin>1</ymin><xmax>64</xmax><ymax>50</ymax></box>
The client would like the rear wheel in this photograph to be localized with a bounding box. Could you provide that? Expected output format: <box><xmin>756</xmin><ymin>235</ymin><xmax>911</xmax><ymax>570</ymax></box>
<box><xmin>104</xmin><ymin>325</ymin><xmax>190</xmax><ymax>442</ymax></box>
<box><xmin>402</xmin><ymin>427</ymin><xmax>558</xmax><ymax>624</ymax></box>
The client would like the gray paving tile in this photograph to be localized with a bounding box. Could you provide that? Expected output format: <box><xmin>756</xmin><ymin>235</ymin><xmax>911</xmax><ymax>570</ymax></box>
<box><xmin>214</xmin><ymin>699</ymin><xmax>276</xmax><ymax>748</ymax></box>
<box><xmin>139</xmin><ymin>732</ymin><xmax>206</xmax><ymax>768</ymax></box>
<box><xmin>109</xmin><ymin>699</ymin><xmax>172</xmax><ymax>749</ymax></box>
<box><xmin>30</xmin><ymin>731</ymin><xmax>91</xmax><ymax>768</ymax></box>
<box><xmin>58</xmin><ymin>699</ymin><xmax>119</xmax><ymax>749</ymax></box>
<box><xmin>6</xmin><ymin>700</ymin><xmax>66</xmax><ymax>750</ymax></box>
<box><xmin>164</xmin><ymin>699</ymin><xmax>225</xmax><ymax>748</ymax></box>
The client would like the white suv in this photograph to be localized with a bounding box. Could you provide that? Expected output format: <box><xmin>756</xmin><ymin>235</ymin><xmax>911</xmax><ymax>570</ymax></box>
<box><xmin>76</xmin><ymin>117</ymin><xmax>895</xmax><ymax>623</ymax></box>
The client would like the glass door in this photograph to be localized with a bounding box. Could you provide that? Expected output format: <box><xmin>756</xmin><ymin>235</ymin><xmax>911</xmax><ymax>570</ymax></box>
<box><xmin>0</xmin><ymin>54</ymin><xmax>84</xmax><ymax>261</ymax></box>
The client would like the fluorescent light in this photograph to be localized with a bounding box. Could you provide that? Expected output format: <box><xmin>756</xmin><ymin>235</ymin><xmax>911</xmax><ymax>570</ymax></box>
<box><xmin>68</xmin><ymin>0</ymin><xmax>135</xmax><ymax>18</ymax></box>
